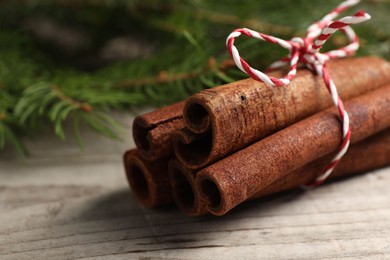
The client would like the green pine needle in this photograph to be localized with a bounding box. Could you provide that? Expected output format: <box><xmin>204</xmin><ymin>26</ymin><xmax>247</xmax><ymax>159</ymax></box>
<box><xmin>0</xmin><ymin>0</ymin><xmax>388</xmax><ymax>154</ymax></box>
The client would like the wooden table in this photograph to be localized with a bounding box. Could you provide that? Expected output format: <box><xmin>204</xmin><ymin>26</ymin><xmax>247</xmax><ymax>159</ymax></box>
<box><xmin>1</xmin><ymin>112</ymin><xmax>390</xmax><ymax>259</ymax></box>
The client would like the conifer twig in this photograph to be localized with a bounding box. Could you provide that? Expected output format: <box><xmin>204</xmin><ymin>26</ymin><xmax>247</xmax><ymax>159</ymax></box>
<box><xmin>114</xmin><ymin>57</ymin><xmax>235</xmax><ymax>88</ymax></box>
<box><xmin>194</xmin><ymin>8</ymin><xmax>297</xmax><ymax>36</ymax></box>
<box><xmin>50</xmin><ymin>84</ymin><xmax>93</xmax><ymax>113</ymax></box>
<box><xmin>0</xmin><ymin>0</ymin><xmax>387</xmax><ymax>155</ymax></box>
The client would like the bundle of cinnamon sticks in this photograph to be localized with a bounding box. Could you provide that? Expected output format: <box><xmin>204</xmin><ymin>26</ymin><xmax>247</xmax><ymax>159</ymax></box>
<box><xmin>124</xmin><ymin>56</ymin><xmax>390</xmax><ymax>216</ymax></box>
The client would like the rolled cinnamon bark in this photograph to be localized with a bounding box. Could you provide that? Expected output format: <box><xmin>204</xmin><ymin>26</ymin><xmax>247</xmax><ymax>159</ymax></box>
<box><xmin>255</xmin><ymin>128</ymin><xmax>390</xmax><ymax>198</ymax></box>
<box><xmin>168</xmin><ymin>129</ymin><xmax>390</xmax><ymax>216</ymax></box>
<box><xmin>123</xmin><ymin>149</ymin><xmax>172</xmax><ymax>208</ymax></box>
<box><xmin>167</xmin><ymin>129</ymin><xmax>390</xmax><ymax>217</ymax></box>
<box><xmin>196</xmin><ymin>84</ymin><xmax>390</xmax><ymax>216</ymax></box>
<box><xmin>133</xmin><ymin>101</ymin><xmax>185</xmax><ymax>161</ymax></box>
<box><xmin>176</xmin><ymin>57</ymin><xmax>390</xmax><ymax>169</ymax></box>
<box><xmin>168</xmin><ymin>160</ymin><xmax>208</xmax><ymax>216</ymax></box>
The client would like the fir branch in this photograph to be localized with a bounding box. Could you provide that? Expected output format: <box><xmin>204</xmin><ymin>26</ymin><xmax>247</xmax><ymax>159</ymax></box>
<box><xmin>50</xmin><ymin>84</ymin><xmax>93</xmax><ymax>113</ymax></box>
<box><xmin>193</xmin><ymin>8</ymin><xmax>297</xmax><ymax>36</ymax></box>
<box><xmin>13</xmin><ymin>81</ymin><xmax>124</xmax><ymax>149</ymax></box>
<box><xmin>0</xmin><ymin>0</ymin><xmax>388</xmax><ymax>155</ymax></box>
<box><xmin>114</xmin><ymin>57</ymin><xmax>235</xmax><ymax>88</ymax></box>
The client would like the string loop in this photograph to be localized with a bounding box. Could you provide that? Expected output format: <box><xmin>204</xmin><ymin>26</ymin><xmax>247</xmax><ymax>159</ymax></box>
<box><xmin>226</xmin><ymin>0</ymin><xmax>370</xmax><ymax>187</ymax></box>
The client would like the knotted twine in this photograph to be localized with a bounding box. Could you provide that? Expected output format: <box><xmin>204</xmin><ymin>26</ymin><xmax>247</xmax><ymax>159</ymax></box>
<box><xmin>226</xmin><ymin>0</ymin><xmax>371</xmax><ymax>188</ymax></box>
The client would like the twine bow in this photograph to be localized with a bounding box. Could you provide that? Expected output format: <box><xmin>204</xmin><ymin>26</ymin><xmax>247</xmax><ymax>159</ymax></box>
<box><xmin>226</xmin><ymin>0</ymin><xmax>371</xmax><ymax>187</ymax></box>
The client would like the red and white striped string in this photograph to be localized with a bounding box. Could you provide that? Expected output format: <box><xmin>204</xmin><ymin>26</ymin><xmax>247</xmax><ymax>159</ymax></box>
<box><xmin>226</xmin><ymin>0</ymin><xmax>371</xmax><ymax>188</ymax></box>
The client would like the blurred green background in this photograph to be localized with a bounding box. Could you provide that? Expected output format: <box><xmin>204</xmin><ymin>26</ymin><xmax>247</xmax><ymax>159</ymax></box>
<box><xmin>0</xmin><ymin>0</ymin><xmax>389</xmax><ymax>154</ymax></box>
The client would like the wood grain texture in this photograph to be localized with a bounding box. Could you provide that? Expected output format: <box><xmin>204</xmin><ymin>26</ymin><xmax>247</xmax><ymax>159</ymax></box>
<box><xmin>0</xmin><ymin>112</ymin><xmax>389</xmax><ymax>260</ymax></box>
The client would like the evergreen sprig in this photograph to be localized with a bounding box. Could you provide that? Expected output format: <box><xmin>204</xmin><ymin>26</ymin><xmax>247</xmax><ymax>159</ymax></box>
<box><xmin>0</xmin><ymin>0</ymin><xmax>389</xmax><ymax>154</ymax></box>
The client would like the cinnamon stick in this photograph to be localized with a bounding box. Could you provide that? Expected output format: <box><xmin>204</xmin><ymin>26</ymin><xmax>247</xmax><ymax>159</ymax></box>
<box><xmin>170</xmin><ymin>128</ymin><xmax>390</xmax><ymax>216</ymax></box>
<box><xmin>196</xmin><ymin>84</ymin><xmax>390</xmax><ymax>216</ymax></box>
<box><xmin>196</xmin><ymin>129</ymin><xmax>390</xmax><ymax>215</ymax></box>
<box><xmin>255</xmin><ymin>128</ymin><xmax>390</xmax><ymax>198</ymax></box>
<box><xmin>123</xmin><ymin>149</ymin><xmax>172</xmax><ymax>208</ymax></box>
<box><xmin>168</xmin><ymin>160</ymin><xmax>208</xmax><ymax>216</ymax></box>
<box><xmin>175</xmin><ymin>57</ymin><xmax>390</xmax><ymax>169</ymax></box>
<box><xmin>133</xmin><ymin>101</ymin><xmax>185</xmax><ymax>160</ymax></box>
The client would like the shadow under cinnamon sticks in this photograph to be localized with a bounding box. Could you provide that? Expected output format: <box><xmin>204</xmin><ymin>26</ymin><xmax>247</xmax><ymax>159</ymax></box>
<box><xmin>175</xmin><ymin>57</ymin><xmax>390</xmax><ymax>169</ymax></box>
<box><xmin>196</xmin><ymin>84</ymin><xmax>390</xmax><ymax>216</ymax></box>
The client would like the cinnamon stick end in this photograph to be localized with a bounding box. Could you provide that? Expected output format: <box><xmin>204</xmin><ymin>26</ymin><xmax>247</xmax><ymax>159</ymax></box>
<box><xmin>196</xmin><ymin>173</ymin><xmax>229</xmax><ymax>216</ymax></box>
<box><xmin>184</xmin><ymin>97</ymin><xmax>211</xmax><ymax>133</ymax></box>
<box><xmin>123</xmin><ymin>150</ymin><xmax>165</xmax><ymax>208</ymax></box>
<box><xmin>174</xmin><ymin>128</ymin><xmax>212</xmax><ymax>169</ymax></box>
<box><xmin>169</xmin><ymin>160</ymin><xmax>208</xmax><ymax>216</ymax></box>
<box><xmin>132</xmin><ymin>118</ymin><xmax>157</xmax><ymax>160</ymax></box>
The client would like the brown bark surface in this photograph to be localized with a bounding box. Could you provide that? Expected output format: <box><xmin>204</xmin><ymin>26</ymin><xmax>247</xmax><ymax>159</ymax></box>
<box><xmin>255</xmin><ymin>128</ymin><xmax>390</xmax><ymax>198</ymax></box>
<box><xmin>167</xmin><ymin>129</ymin><xmax>390</xmax><ymax>217</ymax></box>
<box><xmin>123</xmin><ymin>149</ymin><xmax>172</xmax><ymax>208</ymax></box>
<box><xmin>176</xmin><ymin>57</ymin><xmax>390</xmax><ymax>169</ymax></box>
<box><xmin>196</xmin><ymin>85</ymin><xmax>390</xmax><ymax>215</ymax></box>
<box><xmin>133</xmin><ymin>101</ymin><xmax>185</xmax><ymax>161</ymax></box>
